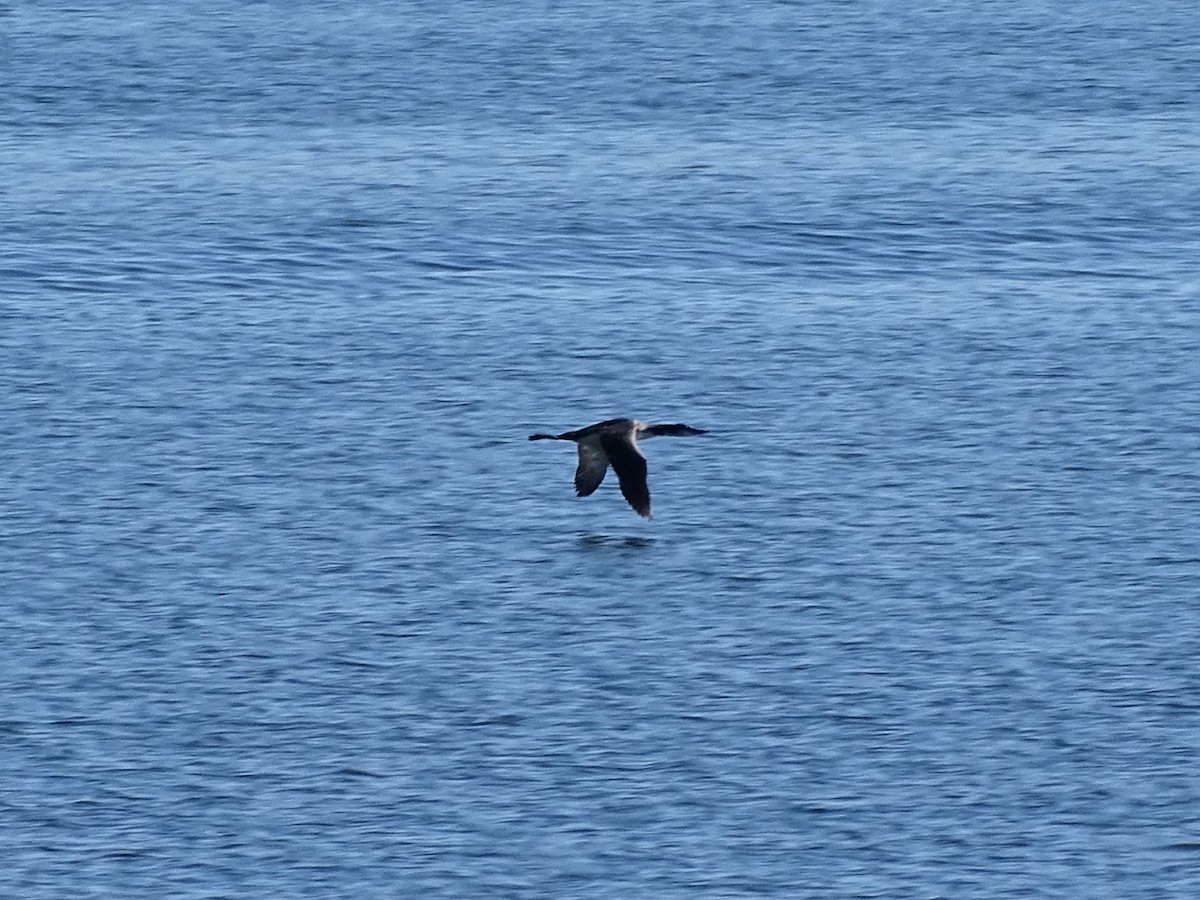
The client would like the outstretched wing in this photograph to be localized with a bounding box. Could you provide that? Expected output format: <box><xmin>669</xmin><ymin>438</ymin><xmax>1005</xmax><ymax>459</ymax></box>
<box><xmin>600</xmin><ymin>432</ymin><xmax>651</xmax><ymax>518</ymax></box>
<box><xmin>574</xmin><ymin>439</ymin><xmax>608</xmax><ymax>497</ymax></box>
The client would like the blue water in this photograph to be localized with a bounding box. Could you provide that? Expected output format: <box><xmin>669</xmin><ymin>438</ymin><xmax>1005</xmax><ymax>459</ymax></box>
<box><xmin>4</xmin><ymin>1</ymin><xmax>1200</xmax><ymax>896</ymax></box>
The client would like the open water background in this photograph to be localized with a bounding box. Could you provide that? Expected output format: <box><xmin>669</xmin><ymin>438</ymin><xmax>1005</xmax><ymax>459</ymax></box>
<box><xmin>3</xmin><ymin>1</ymin><xmax>1200</xmax><ymax>896</ymax></box>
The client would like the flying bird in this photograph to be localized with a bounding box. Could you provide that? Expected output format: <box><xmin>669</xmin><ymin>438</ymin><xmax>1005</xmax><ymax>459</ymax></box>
<box><xmin>528</xmin><ymin>417</ymin><xmax>707</xmax><ymax>518</ymax></box>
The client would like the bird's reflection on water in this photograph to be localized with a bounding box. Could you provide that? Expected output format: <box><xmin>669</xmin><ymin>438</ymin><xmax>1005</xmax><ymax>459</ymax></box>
<box><xmin>577</xmin><ymin>533</ymin><xmax>656</xmax><ymax>551</ymax></box>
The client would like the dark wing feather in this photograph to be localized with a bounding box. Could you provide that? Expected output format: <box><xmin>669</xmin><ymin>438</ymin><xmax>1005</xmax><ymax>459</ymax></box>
<box><xmin>600</xmin><ymin>432</ymin><xmax>651</xmax><ymax>518</ymax></box>
<box><xmin>574</xmin><ymin>441</ymin><xmax>608</xmax><ymax>497</ymax></box>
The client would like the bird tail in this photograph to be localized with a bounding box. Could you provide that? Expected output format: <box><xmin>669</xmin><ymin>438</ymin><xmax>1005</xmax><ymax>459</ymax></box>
<box><xmin>528</xmin><ymin>433</ymin><xmax>561</xmax><ymax>441</ymax></box>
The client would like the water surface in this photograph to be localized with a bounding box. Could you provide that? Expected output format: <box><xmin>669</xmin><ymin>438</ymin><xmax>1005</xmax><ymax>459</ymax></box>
<box><xmin>3</xmin><ymin>2</ymin><xmax>1200</xmax><ymax>896</ymax></box>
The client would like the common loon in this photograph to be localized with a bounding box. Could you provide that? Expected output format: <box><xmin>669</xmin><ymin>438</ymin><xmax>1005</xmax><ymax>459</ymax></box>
<box><xmin>528</xmin><ymin>417</ymin><xmax>707</xmax><ymax>518</ymax></box>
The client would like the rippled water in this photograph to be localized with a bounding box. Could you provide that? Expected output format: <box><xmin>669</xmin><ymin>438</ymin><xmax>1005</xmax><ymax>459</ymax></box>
<box><xmin>3</xmin><ymin>2</ymin><xmax>1200</xmax><ymax>896</ymax></box>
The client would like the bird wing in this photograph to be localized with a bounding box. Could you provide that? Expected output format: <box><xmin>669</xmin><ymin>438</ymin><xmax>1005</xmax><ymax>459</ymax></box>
<box><xmin>574</xmin><ymin>438</ymin><xmax>609</xmax><ymax>497</ymax></box>
<box><xmin>600</xmin><ymin>432</ymin><xmax>651</xmax><ymax>518</ymax></box>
